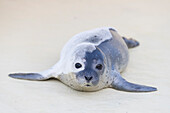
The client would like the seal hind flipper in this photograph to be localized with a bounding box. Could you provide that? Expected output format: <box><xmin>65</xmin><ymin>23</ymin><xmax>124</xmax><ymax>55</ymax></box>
<box><xmin>110</xmin><ymin>71</ymin><xmax>157</xmax><ymax>92</ymax></box>
<box><xmin>8</xmin><ymin>73</ymin><xmax>51</xmax><ymax>80</ymax></box>
<box><xmin>122</xmin><ymin>37</ymin><xmax>140</xmax><ymax>48</ymax></box>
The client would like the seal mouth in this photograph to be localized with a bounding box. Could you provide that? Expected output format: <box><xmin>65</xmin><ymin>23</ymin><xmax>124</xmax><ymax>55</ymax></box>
<box><xmin>86</xmin><ymin>84</ymin><xmax>91</xmax><ymax>87</ymax></box>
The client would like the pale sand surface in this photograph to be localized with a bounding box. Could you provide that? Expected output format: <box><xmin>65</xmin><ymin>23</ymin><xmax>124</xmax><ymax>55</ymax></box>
<box><xmin>0</xmin><ymin>0</ymin><xmax>170</xmax><ymax>113</ymax></box>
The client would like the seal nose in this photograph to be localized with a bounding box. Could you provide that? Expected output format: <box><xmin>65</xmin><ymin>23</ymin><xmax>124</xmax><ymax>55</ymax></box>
<box><xmin>85</xmin><ymin>76</ymin><xmax>93</xmax><ymax>82</ymax></box>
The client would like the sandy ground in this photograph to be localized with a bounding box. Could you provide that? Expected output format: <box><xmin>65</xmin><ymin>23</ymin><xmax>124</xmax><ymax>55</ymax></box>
<box><xmin>0</xmin><ymin>0</ymin><xmax>170</xmax><ymax>113</ymax></box>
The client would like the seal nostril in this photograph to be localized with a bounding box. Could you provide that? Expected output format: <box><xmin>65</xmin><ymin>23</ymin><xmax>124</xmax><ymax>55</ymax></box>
<box><xmin>85</xmin><ymin>76</ymin><xmax>93</xmax><ymax>82</ymax></box>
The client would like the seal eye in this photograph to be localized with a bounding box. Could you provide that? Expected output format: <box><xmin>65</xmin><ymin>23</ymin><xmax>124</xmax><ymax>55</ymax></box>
<box><xmin>96</xmin><ymin>64</ymin><xmax>103</xmax><ymax>70</ymax></box>
<box><xmin>75</xmin><ymin>63</ymin><xmax>82</xmax><ymax>69</ymax></box>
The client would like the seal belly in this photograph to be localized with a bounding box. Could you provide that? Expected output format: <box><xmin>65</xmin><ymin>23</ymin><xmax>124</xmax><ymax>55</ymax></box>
<box><xmin>97</xmin><ymin>30</ymin><xmax>129</xmax><ymax>72</ymax></box>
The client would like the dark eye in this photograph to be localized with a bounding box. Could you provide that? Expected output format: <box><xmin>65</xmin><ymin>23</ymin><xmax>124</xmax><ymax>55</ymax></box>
<box><xmin>96</xmin><ymin>64</ymin><xmax>103</xmax><ymax>70</ymax></box>
<box><xmin>75</xmin><ymin>63</ymin><xmax>82</xmax><ymax>69</ymax></box>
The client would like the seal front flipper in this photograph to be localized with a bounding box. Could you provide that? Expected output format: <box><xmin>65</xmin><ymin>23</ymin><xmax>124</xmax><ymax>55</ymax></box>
<box><xmin>8</xmin><ymin>73</ymin><xmax>50</xmax><ymax>80</ymax></box>
<box><xmin>110</xmin><ymin>71</ymin><xmax>157</xmax><ymax>92</ymax></box>
<box><xmin>9</xmin><ymin>63</ymin><xmax>61</xmax><ymax>81</ymax></box>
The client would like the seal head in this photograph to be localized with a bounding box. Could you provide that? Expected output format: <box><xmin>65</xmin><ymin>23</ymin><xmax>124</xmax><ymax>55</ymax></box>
<box><xmin>59</xmin><ymin>43</ymin><xmax>110</xmax><ymax>91</ymax></box>
<box><xmin>75</xmin><ymin>47</ymin><xmax>105</xmax><ymax>87</ymax></box>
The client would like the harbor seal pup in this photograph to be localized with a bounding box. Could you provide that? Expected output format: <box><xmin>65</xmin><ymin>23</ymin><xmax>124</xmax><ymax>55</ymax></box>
<box><xmin>9</xmin><ymin>27</ymin><xmax>157</xmax><ymax>92</ymax></box>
